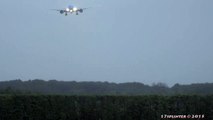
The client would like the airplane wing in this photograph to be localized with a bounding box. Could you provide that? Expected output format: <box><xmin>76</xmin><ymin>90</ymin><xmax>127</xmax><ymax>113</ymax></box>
<box><xmin>76</xmin><ymin>7</ymin><xmax>90</xmax><ymax>13</ymax></box>
<box><xmin>50</xmin><ymin>9</ymin><xmax>67</xmax><ymax>15</ymax></box>
<box><xmin>50</xmin><ymin>9</ymin><xmax>63</xmax><ymax>11</ymax></box>
<box><xmin>82</xmin><ymin>7</ymin><xmax>90</xmax><ymax>10</ymax></box>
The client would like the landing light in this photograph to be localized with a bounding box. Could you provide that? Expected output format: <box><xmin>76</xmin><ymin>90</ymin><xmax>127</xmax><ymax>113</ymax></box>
<box><xmin>66</xmin><ymin>8</ymin><xmax>70</xmax><ymax>12</ymax></box>
<box><xmin>73</xmin><ymin>7</ymin><xmax>78</xmax><ymax>11</ymax></box>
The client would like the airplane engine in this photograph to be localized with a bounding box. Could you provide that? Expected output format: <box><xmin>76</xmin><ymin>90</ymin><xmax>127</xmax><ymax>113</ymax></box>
<box><xmin>60</xmin><ymin>10</ymin><xmax>64</xmax><ymax>14</ymax></box>
<box><xmin>79</xmin><ymin>9</ymin><xmax>83</xmax><ymax>13</ymax></box>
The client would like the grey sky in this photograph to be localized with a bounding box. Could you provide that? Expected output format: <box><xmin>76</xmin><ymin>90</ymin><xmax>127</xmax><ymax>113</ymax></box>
<box><xmin>0</xmin><ymin>0</ymin><xmax>213</xmax><ymax>86</ymax></box>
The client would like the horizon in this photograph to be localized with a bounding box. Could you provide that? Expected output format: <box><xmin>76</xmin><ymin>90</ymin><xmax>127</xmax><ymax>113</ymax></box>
<box><xmin>1</xmin><ymin>79</ymin><xmax>213</xmax><ymax>87</ymax></box>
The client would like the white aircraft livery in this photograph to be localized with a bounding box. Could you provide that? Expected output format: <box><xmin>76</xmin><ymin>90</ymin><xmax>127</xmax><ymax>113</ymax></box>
<box><xmin>52</xmin><ymin>5</ymin><xmax>89</xmax><ymax>16</ymax></box>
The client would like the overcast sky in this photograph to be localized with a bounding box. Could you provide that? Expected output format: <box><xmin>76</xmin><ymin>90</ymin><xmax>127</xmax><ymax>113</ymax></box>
<box><xmin>0</xmin><ymin>0</ymin><xmax>213</xmax><ymax>86</ymax></box>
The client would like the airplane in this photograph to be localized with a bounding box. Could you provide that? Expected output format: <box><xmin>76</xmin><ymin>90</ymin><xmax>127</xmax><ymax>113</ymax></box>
<box><xmin>52</xmin><ymin>5</ymin><xmax>89</xmax><ymax>16</ymax></box>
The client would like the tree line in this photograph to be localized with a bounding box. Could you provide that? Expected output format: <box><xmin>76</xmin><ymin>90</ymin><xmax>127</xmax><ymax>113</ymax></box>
<box><xmin>0</xmin><ymin>79</ymin><xmax>213</xmax><ymax>95</ymax></box>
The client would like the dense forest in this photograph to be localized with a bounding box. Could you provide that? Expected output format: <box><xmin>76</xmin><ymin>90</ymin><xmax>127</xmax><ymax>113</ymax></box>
<box><xmin>0</xmin><ymin>79</ymin><xmax>213</xmax><ymax>95</ymax></box>
<box><xmin>0</xmin><ymin>95</ymin><xmax>212</xmax><ymax>120</ymax></box>
<box><xmin>0</xmin><ymin>80</ymin><xmax>213</xmax><ymax>119</ymax></box>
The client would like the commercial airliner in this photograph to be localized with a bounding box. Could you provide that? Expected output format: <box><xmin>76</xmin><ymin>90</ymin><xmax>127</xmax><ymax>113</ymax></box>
<box><xmin>52</xmin><ymin>5</ymin><xmax>88</xmax><ymax>16</ymax></box>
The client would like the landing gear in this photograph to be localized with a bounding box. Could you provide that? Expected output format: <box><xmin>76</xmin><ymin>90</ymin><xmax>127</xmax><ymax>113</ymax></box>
<box><xmin>76</xmin><ymin>12</ymin><xmax>79</xmax><ymax>15</ymax></box>
<box><xmin>65</xmin><ymin>13</ymin><xmax>68</xmax><ymax>16</ymax></box>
